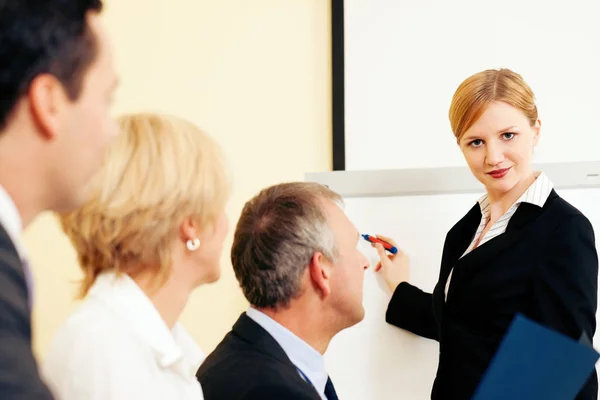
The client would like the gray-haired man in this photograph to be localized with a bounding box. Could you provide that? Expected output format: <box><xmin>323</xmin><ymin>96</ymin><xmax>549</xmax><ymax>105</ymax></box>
<box><xmin>197</xmin><ymin>182</ymin><xmax>370</xmax><ymax>400</ymax></box>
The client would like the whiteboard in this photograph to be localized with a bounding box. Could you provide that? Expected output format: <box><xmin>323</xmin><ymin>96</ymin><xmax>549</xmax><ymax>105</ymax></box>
<box><xmin>308</xmin><ymin>163</ymin><xmax>600</xmax><ymax>399</ymax></box>
<box><xmin>341</xmin><ymin>0</ymin><xmax>600</xmax><ymax>171</ymax></box>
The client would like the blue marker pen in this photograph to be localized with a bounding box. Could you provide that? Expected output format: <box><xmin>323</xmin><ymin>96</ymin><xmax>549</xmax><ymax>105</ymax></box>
<box><xmin>362</xmin><ymin>234</ymin><xmax>398</xmax><ymax>254</ymax></box>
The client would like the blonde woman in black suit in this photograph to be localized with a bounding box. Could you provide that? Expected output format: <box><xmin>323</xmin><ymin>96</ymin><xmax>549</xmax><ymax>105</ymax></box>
<box><xmin>374</xmin><ymin>68</ymin><xmax>598</xmax><ymax>400</ymax></box>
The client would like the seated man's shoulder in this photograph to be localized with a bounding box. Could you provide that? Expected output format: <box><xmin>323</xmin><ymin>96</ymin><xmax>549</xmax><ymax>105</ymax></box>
<box><xmin>200</xmin><ymin>346</ymin><xmax>293</xmax><ymax>379</ymax></box>
<box><xmin>243</xmin><ymin>382</ymin><xmax>319</xmax><ymax>400</ymax></box>
<box><xmin>199</xmin><ymin>349</ymin><xmax>318</xmax><ymax>400</ymax></box>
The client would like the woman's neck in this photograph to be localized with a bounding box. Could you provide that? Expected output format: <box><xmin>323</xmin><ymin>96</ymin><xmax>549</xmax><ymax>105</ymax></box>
<box><xmin>133</xmin><ymin>272</ymin><xmax>191</xmax><ymax>330</ymax></box>
<box><xmin>487</xmin><ymin>171</ymin><xmax>537</xmax><ymax>222</ymax></box>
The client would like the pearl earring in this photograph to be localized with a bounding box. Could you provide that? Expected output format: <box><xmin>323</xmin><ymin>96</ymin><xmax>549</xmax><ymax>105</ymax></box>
<box><xmin>186</xmin><ymin>238</ymin><xmax>200</xmax><ymax>251</ymax></box>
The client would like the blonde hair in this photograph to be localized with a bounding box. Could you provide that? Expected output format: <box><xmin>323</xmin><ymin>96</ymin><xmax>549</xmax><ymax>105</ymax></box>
<box><xmin>60</xmin><ymin>112</ymin><xmax>230</xmax><ymax>297</ymax></box>
<box><xmin>449</xmin><ymin>68</ymin><xmax>538</xmax><ymax>142</ymax></box>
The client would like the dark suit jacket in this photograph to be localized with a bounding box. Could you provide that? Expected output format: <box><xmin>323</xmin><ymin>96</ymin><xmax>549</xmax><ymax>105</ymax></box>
<box><xmin>0</xmin><ymin>223</ymin><xmax>54</xmax><ymax>399</ymax></box>
<box><xmin>387</xmin><ymin>190</ymin><xmax>598</xmax><ymax>400</ymax></box>
<box><xmin>197</xmin><ymin>313</ymin><xmax>322</xmax><ymax>400</ymax></box>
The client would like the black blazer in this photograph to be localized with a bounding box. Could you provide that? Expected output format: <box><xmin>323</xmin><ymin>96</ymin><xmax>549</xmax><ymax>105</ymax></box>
<box><xmin>197</xmin><ymin>313</ymin><xmax>322</xmax><ymax>400</ymax></box>
<box><xmin>387</xmin><ymin>190</ymin><xmax>598</xmax><ymax>400</ymax></box>
<box><xmin>0</xmin><ymin>223</ymin><xmax>54</xmax><ymax>399</ymax></box>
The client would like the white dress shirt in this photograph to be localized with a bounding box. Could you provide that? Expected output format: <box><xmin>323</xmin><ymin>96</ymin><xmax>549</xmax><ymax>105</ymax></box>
<box><xmin>246</xmin><ymin>307</ymin><xmax>328</xmax><ymax>400</ymax></box>
<box><xmin>42</xmin><ymin>271</ymin><xmax>205</xmax><ymax>400</ymax></box>
<box><xmin>444</xmin><ymin>171</ymin><xmax>554</xmax><ymax>300</ymax></box>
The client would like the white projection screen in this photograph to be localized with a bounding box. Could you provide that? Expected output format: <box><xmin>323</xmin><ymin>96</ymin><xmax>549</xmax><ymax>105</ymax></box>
<box><xmin>333</xmin><ymin>0</ymin><xmax>600</xmax><ymax>171</ymax></box>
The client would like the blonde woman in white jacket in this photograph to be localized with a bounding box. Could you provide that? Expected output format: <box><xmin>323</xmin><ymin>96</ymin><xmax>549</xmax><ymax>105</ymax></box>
<box><xmin>43</xmin><ymin>112</ymin><xmax>230</xmax><ymax>400</ymax></box>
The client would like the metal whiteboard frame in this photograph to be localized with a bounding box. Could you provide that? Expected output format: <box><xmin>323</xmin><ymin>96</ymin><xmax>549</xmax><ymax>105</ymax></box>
<box><xmin>306</xmin><ymin>161</ymin><xmax>600</xmax><ymax>198</ymax></box>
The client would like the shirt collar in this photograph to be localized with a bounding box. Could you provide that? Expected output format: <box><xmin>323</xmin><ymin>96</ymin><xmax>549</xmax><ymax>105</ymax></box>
<box><xmin>0</xmin><ymin>184</ymin><xmax>26</xmax><ymax>259</ymax></box>
<box><xmin>477</xmin><ymin>171</ymin><xmax>554</xmax><ymax>217</ymax></box>
<box><xmin>88</xmin><ymin>271</ymin><xmax>204</xmax><ymax>377</ymax></box>
<box><xmin>246</xmin><ymin>307</ymin><xmax>328</xmax><ymax>396</ymax></box>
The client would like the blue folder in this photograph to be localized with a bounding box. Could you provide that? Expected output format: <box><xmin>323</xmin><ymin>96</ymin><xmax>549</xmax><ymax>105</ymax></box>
<box><xmin>472</xmin><ymin>314</ymin><xmax>599</xmax><ymax>400</ymax></box>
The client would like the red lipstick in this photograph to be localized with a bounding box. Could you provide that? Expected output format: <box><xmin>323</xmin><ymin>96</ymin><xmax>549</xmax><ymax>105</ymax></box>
<box><xmin>488</xmin><ymin>167</ymin><xmax>511</xmax><ymax>179</ymax></box>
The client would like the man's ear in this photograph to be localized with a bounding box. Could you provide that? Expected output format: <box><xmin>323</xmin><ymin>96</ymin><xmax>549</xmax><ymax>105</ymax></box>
<box><xmin>308</xmin><ymin>252</ymin><xmax>331</xmax><ymax>298</ymax></box>
<box><xmin>28</xmin><ymin>74</ymin><xmax>70</xmax><ymax>140</ymax></box>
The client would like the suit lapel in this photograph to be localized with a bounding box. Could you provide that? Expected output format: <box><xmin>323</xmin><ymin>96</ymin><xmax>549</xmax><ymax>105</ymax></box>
<box><xmin>0</xmin><ymin>222</ymin><xmax>26</xmax><ymax>289</ymax></box>
<box><xmin>446</xmin><ymin>194</ymin><xmax>553</xmax><ymax>299</ymax></box>
<box><xmin>433</xmin><ymin>203</ymin><xmax>481</xmax><ymax>320</ymax></box>
<box><xmin>443</xmin><ymin>204</ymin><xmax>482</xmax><ymax>275</ymax></box>
<box><xmin>0</xmin><ymin>222</ymin><xmax>31</xmax><ymax>328</ymax></box>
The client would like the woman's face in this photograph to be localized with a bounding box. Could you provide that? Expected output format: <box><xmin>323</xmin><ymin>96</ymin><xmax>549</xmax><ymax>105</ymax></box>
<box><xmin>458</xmin><ymin>101</ymin><xmax>540</xmax><ymax>198</ymax></box>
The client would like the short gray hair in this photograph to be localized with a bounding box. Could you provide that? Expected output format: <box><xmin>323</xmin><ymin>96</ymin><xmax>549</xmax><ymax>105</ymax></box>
<box><xmin>231</xmin><ymin>182</ymin><xmax>342</xmax><ymax>309</ymax></box>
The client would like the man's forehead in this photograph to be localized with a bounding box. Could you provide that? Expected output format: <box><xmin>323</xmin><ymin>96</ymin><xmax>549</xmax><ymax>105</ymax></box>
<box><xmin>322</xmin><ymin>198</ymin><xmax>354</xmax><ymax>227</ymax></box>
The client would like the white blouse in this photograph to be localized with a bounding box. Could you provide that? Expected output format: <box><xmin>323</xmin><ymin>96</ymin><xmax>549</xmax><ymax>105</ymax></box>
<box><xmin>42</xmin><ymin>272</ymin><xmax>205</xmax><ymax>400</ymax></box>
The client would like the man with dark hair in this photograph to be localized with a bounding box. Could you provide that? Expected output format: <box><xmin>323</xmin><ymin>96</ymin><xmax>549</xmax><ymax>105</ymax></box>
<box><xmin>0</xmin><ymin>1</ymin><xmax>118</xmax><ymax>398</ymax></box>
<box><xmin>197</xmin><ymin>182</ymin><xmax>370</xmax><ymax>400</ymax></box>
